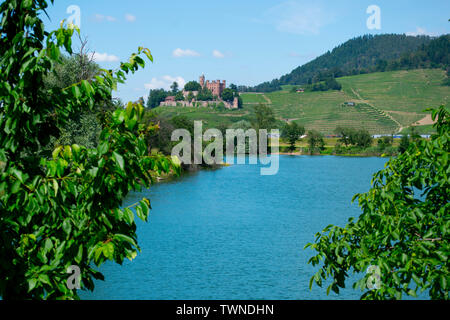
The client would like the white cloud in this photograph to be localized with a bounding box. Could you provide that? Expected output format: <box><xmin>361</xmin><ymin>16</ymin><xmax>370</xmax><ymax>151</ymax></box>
<box><xmin>144</xmin><ymin>76</ymin><xmax>186</xmax><ymax>91</ymax></box>
<box><xmin>263</xmin><ymin>1</ymin><xmax>332</xmax><ymax>35</ymax></box>
<box><xmin>212</xmin><ymin>49</ymin><xmax>225</xmax><ymax>58</ymax></box>
<box><xmin>406</xmin><ymin>27</ymin><xmax>437</xmax><ymax>37</ymax></box>
<box><xmin>94</xmin><ymin>14</ymin><xmax>116</xmax><ymax>22</ymax></box>
<box><xmin>91</xmin><ymin>52</ymin><xmax>120</xmax><ymax>62</ymax></box>
<box><xmin>125</xmin><ymin>14</ymin><xmax>136</xmax><ymax>22</ymax></box>
<box><xmin>172</xmin><ymin>48</ymin><xmax>200</xmax><ymax>58</ymax></box>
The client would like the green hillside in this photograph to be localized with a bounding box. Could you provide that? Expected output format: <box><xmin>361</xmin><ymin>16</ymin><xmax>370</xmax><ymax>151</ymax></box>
<box><xmin>251</xmin><ymin>34</ymin><xmax>434</xmax><ymax>92</ymax></box>
<box><xmin>153</xmin><ymin>69</ymin><xmax>448</xmax><ymax>134</ymax></box>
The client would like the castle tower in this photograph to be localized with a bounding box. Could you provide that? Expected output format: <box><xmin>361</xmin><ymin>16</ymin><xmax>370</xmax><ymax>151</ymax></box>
<box><xmin>199</xmin><ymin>74</ymin><xmax>205</xmax><ymax>87</ymax></box>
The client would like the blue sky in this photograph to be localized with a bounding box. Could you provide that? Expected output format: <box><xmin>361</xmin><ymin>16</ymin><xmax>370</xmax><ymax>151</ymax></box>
<box><xmin>44</xmin><ymin>0</ymin><xmax>450</xmax><ymax>102</ymax></box>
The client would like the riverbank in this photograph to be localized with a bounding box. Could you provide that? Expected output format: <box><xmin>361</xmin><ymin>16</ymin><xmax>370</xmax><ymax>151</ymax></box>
<box><xmin>276</xmin><ymin>146</ymin><xmax>397</xmax><ymax>157</ymax></box>
<box><xmin>275</xmin><ymin>152</ymin><xmax>392</xmax><ymax>158</ymax></box>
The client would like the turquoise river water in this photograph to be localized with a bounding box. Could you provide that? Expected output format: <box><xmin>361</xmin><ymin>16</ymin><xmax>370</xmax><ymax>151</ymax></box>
<box><xmin>81</xmin><ymin>155</ymin><xmax>389</xmax><ymax>300</ymax></box>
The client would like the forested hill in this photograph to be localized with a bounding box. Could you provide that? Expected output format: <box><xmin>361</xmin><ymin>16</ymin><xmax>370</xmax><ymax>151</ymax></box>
<box><xmin>251</xmin><ymin>34</ymin><xmax>436</xmax><ymax>92</ymax></box>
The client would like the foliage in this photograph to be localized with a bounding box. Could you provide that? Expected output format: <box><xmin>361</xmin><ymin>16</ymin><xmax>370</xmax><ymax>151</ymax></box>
<box><xmin>43</xmin><ymin>52</ymin><xmax>117</xmax><ymax>152</ymax></box>
<box><xmin>230</xmin><ymin>120</ymin><xmax>252</xmax><ymax>131</ymax></box>
<box><xmin>44</xmin><ymin>54</ymin><xmax>99</xmax><ymax>89</ymax></box>
<box><xmin>53</xmin><ymin>112</ymin><xmax>102</xmax><ymax>149</ymax></box>
<box><xmin>236</xmin><ymin>95</ymin><xmax>243</xmax><ymax>109</ymax></box>
<box><xmin>251</xmin><ymin>104</ymin><xmax>277</xmax><ymax>131</ymax></box>
<box><xmin>307</xmin><ymin>77</ymin><xmax>342</xmax><ymax>92</ymax></box>
<box><xmin>221</xmin><ymin>88</ymin><xmax>234</xmax><ymax>102</ymax></box>
<box><xmin>175</xmin><ymin>91</ymin><xmax>184</xmax><ymax>101</ymax></box>
<box><xmin>335</xmin><ymin>127</ymin><xmax>355</xmax><ymax>146</ymax></box>
<box><xmin>170</xmin><ymin>81</ymin><xmax>179</xmax><ymax>94</ymax></box>
<box><xmin>146</xmin><ymin>89</ymin><xmax>168</xmax><ymax>109</ymax></box>
<box><xmin>171</xmin><ymin>115</ymin><xmax>194</xmax><ymax>135</ymax></box>
<box><xmin>0</xmin><ymin>0</ymin><xmax>179</xmax><ymax>299</ymax></box>
<box><xmin>381</xmin><ymin>34</ymin><xmax>449</xmax><ymax>72</ymax></box>
<box><xmin>307</xmin><ymin>130</ymin><xmax>325</xmax><ymax>154</ymax></box>
<box><xmin>398</xmin><ymin>134</ymin><xmax>411</xmax><ymax>154</ymax></box>
<box><xmin>353</xmin><ymin>129</ymin><xmax>373</xmax><ymax>149</ymax></box>
<box><xmin>335</xmin><ymin>127</ymin><xmax>373</xmax><ymax>148</ymax></box>
<box><xmin>229</xmin><ymin>84</ymin><xmax>238</xmax><ymax>92</ymax></box>
<box><xmin>282</xmin><ymin>122</ymin><xmax>305</xmax><ymax>152</ymax></box>
<box><xmin>305</xmin><ymin>106</ymin><xmax>449</xmax><ymax>300</ymax></box>
<box><xmin>141</xmin><ymin>111</ymin><xmax>177</xmax><ymax>155</ymax></box>
<box><xmin>252</xmin><ymin>34</ymin><xmax>434</xmax><ymax>92</ymax></box>
<box><xmin>184</xmin><ymin>81</ymin><xmax>201</xmax><ymax>92</ymax></box>
<box><xmin>377</xmin><ymin>136</ymin><xmax>394</xmax><ymax>152</ymax></box>
<box><xmin>196</xmin><ymin>87</ymin><xmax>213</xmax><ymax>101</ymax></box>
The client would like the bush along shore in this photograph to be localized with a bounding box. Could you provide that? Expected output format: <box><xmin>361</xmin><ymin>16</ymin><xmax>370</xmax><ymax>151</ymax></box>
<box><xmin>277</xmin><ymin>134</ymin><xmax>425</xmax><ymax>157</ymax></box>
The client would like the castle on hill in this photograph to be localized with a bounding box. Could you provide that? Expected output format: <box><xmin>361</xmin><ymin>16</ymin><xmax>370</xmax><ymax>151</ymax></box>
<box><xmin>199</xmin><ymin>74</ymin><xmax>226</xmax><ymax>97</ymax></box>
<box><xmin>160</xmin><ymin>74</ymin><xmax>238</xmax><ymax>109</ymax></box>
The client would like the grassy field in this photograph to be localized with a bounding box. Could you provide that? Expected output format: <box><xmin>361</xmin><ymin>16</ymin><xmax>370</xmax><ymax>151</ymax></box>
<box><xmin>338</xmin><ymin>69</ymin><xmax>449</xmax><ymax>126</ymax></box>
<box><xmin>152</xmin><ymin>69</ymin><xmax>448</xmax><ymax>134</ymax></box>
<box><xmin>152</xmin><ymin>104</ymin><xmax>253</xmax><ymax>129</ymax></box>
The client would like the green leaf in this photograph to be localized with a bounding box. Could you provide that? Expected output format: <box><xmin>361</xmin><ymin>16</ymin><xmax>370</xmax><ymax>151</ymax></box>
<box><xmin>112</xmin><ymin>151</ymin><xmax>124</xmax><ymax>171</ymax></box>
<box><xmin>136</xmin><ymin>206</ymin><xmax>145</xmax><ymax>221</ymax></box>
<box><xmin>94</xmin><ymin>247</ymin><xmax>103</xmax><ymax>262</ymax></box>
<box><xmin>52</xmin><ymin>146</ymin><xmax>62</xmax><ymax>159</ymax></box>
<box><xmin>44</xmin><ymin>238</ymin><xmax>53</xmax><ymax>252</ymax></box>
<box><xmin>140</xmin><ymin>199</ymin><xmax>149</xmax><ymax>216</ymax></box>
<box><xmin>28</xmin><ymin>278</ymin><xmax>38</xmax><ymax>292</ymax></box>
<box><xmin>12</xmin><ymin>168</ymin><xmax>24</xmax><ymax>183</ymax></box>
<box><xmin>72</xmin><ymin>85</ymin><xmax>81</xmax><ymax>99</ymax></box>
<box><xmin>52</xmin><ymin>179</ymin><xmax>58</xmax><ymax>197</ymax></box>
<box><xmin>38</xmin><ymin>274</ymin><xmax>51</xmax><ymax>285</ymax></box>
<box><xmin>114</xmin><ymin>234</ymin><xmax>137</xmax><ymax>248</ymax></box>
<box><xmin>124</xmin><ymin>208</ymin><xmax>134</xmax><ymax>224</ymax></box>
<box><xmin>62</xmin><ymin>218</ymin><xmax>72</xmax><ymax>235</ymax></box>
<box><xmin>75</xmin><ymin>245</ymin><xmax>83</xmax><ymax>264</ymax></box>
<box><xmin>98</xmin><ymin>142</ymin><xmax>109</xmax><ymax>156</ymax></box>
<box><xmin>103</xmin><ymin>243</ymin><xmax>114</xmax><ymax>260</ymax></box>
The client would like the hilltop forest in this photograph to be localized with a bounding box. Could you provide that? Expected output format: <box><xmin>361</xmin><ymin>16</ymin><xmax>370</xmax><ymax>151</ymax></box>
<box><xmin>248</xmin><ymin>34</ymin><xmax>449</xmax><ymax>92</ymax></box>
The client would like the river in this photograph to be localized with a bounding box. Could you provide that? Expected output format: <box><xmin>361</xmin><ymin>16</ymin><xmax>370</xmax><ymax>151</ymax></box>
<box><xmin>80</xmin><ymin>155</ymin><xmax>389</xmax><ymax>300</ymax></box>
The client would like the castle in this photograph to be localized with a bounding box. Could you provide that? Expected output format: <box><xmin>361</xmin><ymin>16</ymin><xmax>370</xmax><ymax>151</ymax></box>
<box><xmin>160</xmin><ymin>74</ymin><xmax>238</xmax><ymax>109</ymax></box>
<box><xmin>199</xmin><ymin>74</ymin><xmax>226</xmax><ymax>97</ymax></box>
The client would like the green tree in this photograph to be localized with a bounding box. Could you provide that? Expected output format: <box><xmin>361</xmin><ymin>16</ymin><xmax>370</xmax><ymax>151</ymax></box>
<box><xmin>354</xmin><ymin>129</ymin><xmax>373</xmax><ymax>149</ymax></box>
<box><xmin>187</xmin><ymin>91</ymin><xmax>194</xmax><ymax>102</ymax></box>
<box><xmin>146</xmin><ymin>89</ymin><xmax>167</xmax><ymax>109</ymax></box>
<box><xmin>229</xmin><ymin>83</ymin><xmax>238</xmax><ymax>92</ymax></box>
<box><xmin>252</xmin><ymin>104</ymin><xmax>277</xmax><ymax>132</ymax></box>
<box><xmin>409</xmin><ymin>126</ymin><xmax>422</xmax><ymax>143</ymax></box>
<box><xmin>305</xmin><ymin>106</ymin><xmax>449</xmax><ymax>300</ymax></box>
<box><xmin>335</xmin><ymin>127</ymin><xmax>355</xmax><ymax>147</ymax></box>
<box><xmin>171</xmin><ymin>115</ymin><xmax>194</xmax><ymax>135</ymax></box>
<box><xmin>175</xmin><ymin>91</ymin><xmax>184</xmax><ymax>101</ymax></box>
<box><xmin>231</xmin><ymin>120</ymin><xmax>252</xmax><ymax>131</ymax></box>
<box><xmin>398</xmin><ymin>134</ymin><xmax>411</xmax><ymax>154</ymax></box>
<box><xmin>282</xmin><ymin>122</ymin><xmax>305</xmax><ymax>152</ymax></box>
<box><xmin>221</xmin><ymin>88</ymin><xmax>234</xmax><ymax>102</ymax></box>
<box><xmin>184</xmin><ymin>81</ymin><xmax>201</xmax><ymax>92</ymax></box>
<box><xmin>197</xmin><ymin>87</ymin><xmax>213</xmax><ymax>101</ymax></box>
<box><xmin>0</xmin><ymin>0</ymin><xmax>178</xmax><ymax>299</ymax></box>
<box><xmin>236</xmin><ymin>95</ymin><xmax>243</xmax><ymax>109</ymax></box>
<box><xmin>43</xmin><ymin>53</ymin><xmax>106</xmax><ymax>151</ymax></box>
<box><xmin>377</xmin><ymin>135</ymin><xmax>393</xmax><ymax>152</ymax></box>
<box><xmin>307</xmin><ymin>130</ymin><xmax>325</xmax><ymax>154</ymax></box>
<box><xmin>170</xmin><ymin>81</ymin><xmax>179</xmax><ymax>94</ymax></box>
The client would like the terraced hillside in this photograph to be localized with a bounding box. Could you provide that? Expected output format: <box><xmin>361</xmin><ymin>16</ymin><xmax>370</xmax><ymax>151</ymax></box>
<box><xmin>242</xmin><ymin>69</ymin><xmax>448</xmax><ymax>134</ymax></box>
<box><xmin>260</xmin><ymin>90</ymin><xmax>400</xmax><ymax>134</ymax></box>
<box><xmin>153</xmin><ymin>69</ymin><xmax>448</xmax><ymax>134</ymax></box>
<box><xmin>338</xmin><ymin>69</ymin><xmax>449</xmax><ymax>127</ymax></box>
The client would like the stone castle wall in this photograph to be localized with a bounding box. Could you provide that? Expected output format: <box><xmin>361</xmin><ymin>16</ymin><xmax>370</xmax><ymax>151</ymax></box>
<box><xmin>160</xmin><ymin>98</ymin><xmax>238</xmax><ymax>109</ymax></box>
<box><xmin>160</xmin><ymin>75</ymin><xmax>237</xmax><ymax>109</ymax></box>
